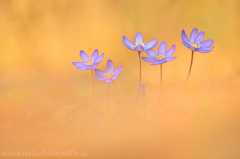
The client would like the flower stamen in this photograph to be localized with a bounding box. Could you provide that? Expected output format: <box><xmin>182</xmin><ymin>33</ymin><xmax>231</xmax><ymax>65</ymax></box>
<box><xmin>155</xmin><ymin>51</ymin><xmax>166</xmax><ymax>60</ymax></box>
<box><xmin>103</xmin><ymin>70</ymin><xmax>114</xmax><ymax>79</ymax></box>
<box><xmin>135</xmin><ymin>42</ymin><xmax>145</xmax><ymax>47</ymax></box>
<box><xmin>84</xmin><ymin>57</ymin><xmax>94</xmax><ymax>66</ymax></box>
<box><xmin>189</xmin><ymin>40</ymin><xmax>201</xmax><ymax>48</ymax></box>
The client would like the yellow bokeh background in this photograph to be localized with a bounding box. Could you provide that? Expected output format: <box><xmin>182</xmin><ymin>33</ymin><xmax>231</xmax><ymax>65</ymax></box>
<box><xmin>0</xmin><ymin>0</ymin><xmax>240</xmax><ymax>158</ymax></box>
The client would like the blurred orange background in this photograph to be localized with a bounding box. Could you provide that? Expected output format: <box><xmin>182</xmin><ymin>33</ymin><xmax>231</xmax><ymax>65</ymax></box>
<box><xmin>0</xmin><ymin>0</ymin><xmax>240</xmax><ymax>159</ymax></box>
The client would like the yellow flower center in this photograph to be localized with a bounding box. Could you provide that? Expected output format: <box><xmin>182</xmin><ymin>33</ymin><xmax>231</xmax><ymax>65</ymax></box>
<box><xmin>189</xmin><ymin>40</ymin><xmax>201</xmax><ymax>48</ymax></box>
<box><xmin>155</xmin><ymin>52</ymin><xmax>165</xmax><ymax>60</ymax></box>
<box><xmin>135</xmin><ymin>42</ymin><xmax>145</xmax><ymax>47</ymax></box>
<box><xmin>84</xmin><ymin>58</ymin><xmax>94</xmax><ymax>66</ymax></box>
<box><xmin>104</xmin><ymin>71</ymin><xmax>114</xmax><ymax>79</ymax></box>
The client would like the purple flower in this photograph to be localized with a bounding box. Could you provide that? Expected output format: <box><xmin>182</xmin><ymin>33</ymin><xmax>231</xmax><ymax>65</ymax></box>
<box><xmin>142</xmin><ymin>41</ymin><xmax>176</xmax><ymax>65</ymax></box>
<box><xmin>181</xmin><ymin>28</ymin><xmax>214</xmax><ymax>53</ymax></box>
<box><xmin>72</xmin><ymin>49</ymin><xmax>104</xmax><ymax>70</ymax></box>
<box><xmin>133</xmin><ymin>82</ymin><xmax>148</xmax><ymax>102</ymax></box>
<box><xmin>122</xmin><ymin>32</ymin><xmax>158</xmax><ymax>51</ymax></box>
<box><xmin>94</xmin><ymin>60</ymin><xmax>123</xmax><ymax>83</ymax></box>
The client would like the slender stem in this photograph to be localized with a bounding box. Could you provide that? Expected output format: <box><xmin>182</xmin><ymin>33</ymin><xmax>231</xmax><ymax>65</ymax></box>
<box><xmin>136</xmin><ymin>51</ymin><xmax>142</xmax><ymax>106</ymax></box>
<box><xmin>155</xmin><ymin>51</ymin><xmax>194</xmax><ymax>118</ymax></box>
<box><xmin>113</xmin><ymin>81</ymin><xmax>121</xmax><ymax>99</ymax></box>
<box><xmin>107</xmin><ymin>83</ymin><xmax>111</xmax><ymax>112</ymax></box>
<box><xmin>152</xmin><ymin>64</ymin><xmax>162</xmax><ymax>119</ymax></box>
<box><xmin>91</xmin><ymin>69</ymin><xmax>94</xmax><ymax>116</ymax></box>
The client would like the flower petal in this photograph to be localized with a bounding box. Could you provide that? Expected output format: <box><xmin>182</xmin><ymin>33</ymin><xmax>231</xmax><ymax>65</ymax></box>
<box><xmin>135</xmin><ymin>45</ymin><xmax>144</xmax><ymax>51</ymax></box>
<box><xmin>182</xmin><ymin>40</ymin><xmax>191</xmax><ymax>48</ymax></box>
<box><xmin>151</xmin><ymin>60</ymin><xmax>166</xmax><ymax>65</ymax></box>
<box><xmin>114</xmin><ymin>66</ymin><xmax>123</xmax><ymax>75</ymax></box>
<box><xmin>94</xmin><ymin>69</ymin><xmax>105</xmax><ymax>77</ymax></box>
<box><xmin>199</xmin><ymin>46</ymin><xmax>214</xmax><ymax>51</ymax></box>
<box><xmin>200</xmin><ymin>40</ymin><xmax>213</xmax><ymax>48</ymax></box>
<box><xmin>144</xmin><ymin>39</ymin><xmax>158</xmax><ymax>51</ymax></box>
<box><xmin>141</xmin><ymin>57</ymin><xmax>157</xmax><ymax>63</ymax></box>
<box><xmin>95</xmin><ymin>53</ymin><xmax>104</xmax><ymax>63</ymax></box>
<box><xmin>123</xmin><ymin>36</ymin><xmax>135</xmax><ymax>49</ymax></box>
<box><xmin>88</xmin><ymin>63</ymin><xmax>98</xmax><ymax>69</ymax></box>
<box><xmin>195</xmin><ymin>31</ymin><xmax>205</xmax><ymax>43</ymax></box>
<box><xmin>146</xmin><ymin>50</ymin><xmax>157</xmax><ymax>58</ymax></box>
<box><xmin>94</xmin><ymin>76</ymin><xmax>105</xmax><ymax>81</ymax></box>
<box><xmin>107</xmin><ymin>60</ymin><xmax>114</xmax><ymax>72</ymax></box>
<box><xmin>135</xmin><ymin>32</ymin><xmax>143</xmax><ymax>44</ymax></box>
<box><xmin>72</xmin><ymin>62</ymin><xmax>85</xmax><ymax>67</ymax></box>
<box><xmin>112</xmin><ymin>75</ymin><xmax>119</xmax><ymax>80</ymax></box>
<box><xmin>165</xmin><ymin>44</ymin><xmax>176</xmax><ymax>57</ymax></box>
<box><xmin>122</xmin><ymin>41</ymin><xmax>134</xmax><ymax>50</ymax></box>
<box><xmin>80</xmin><ymin>50</ymin><xmax>89</xmax><ymax>61</ymax></box>
<box><xmin>103</xmin><ymin>79</ymin><xmax>112</xmax><ymax>83</ymax></box>
<box><xmin>181</xmin><ymin>30</ymin><xmax>189</xmax><ymax>44</ymax></box>
<box><xmin>197</xmin><ymin>49</ymin><xmax>212</xmax><ymax>53</ymax></box>
<box><xmin>158</xmin><ymin>41</ymin><xmax>167</xmax><ymax>53</ymax></box>
<box><xmin>190</xmin><ymin>28</ymin><xmax>198</xmax><ymax>42</ymax></box>
<box><xmin>91</xmin><ymin>49</ymin><xmax>98</xmax><ymax>60</ymax></box>
<box><xmin>77</xmin><ymin>66</ymin><xmax>88</xmax><ymax>70</ymax></box>
<box><xmin>165</xmin><ymin>56</ymin><xmax>176</xmax><ymax>62</ymax></box>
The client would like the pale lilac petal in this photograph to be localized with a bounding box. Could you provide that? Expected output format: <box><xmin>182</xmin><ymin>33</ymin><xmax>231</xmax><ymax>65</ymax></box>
<box><xmin>91</xmin><ymin>49</ymin><xmax>98</xmax><ymax>60</ymax></box>
<box><xmin>195</xmin><ymin>31</ymin><xmax>205</xmax><ymax>43</ymax></box>
<box><xmin>94</xmin><ymin>69</ymin><xmax>105</xmax><ymax>77</ymax></box>
<box><xmin>200</xmin><ymin>40</ymin><xmax>213</xmax><ymax>48</ymax></box>
<box><xmin>122</xmin><ymin>41</ymin><xmax>134</xmax><ymax>50</ymax></box>
<box><xmin>135</xmin><ymin>32</ymin><xmax>143</xmax><ymax>44</ymax></box>
<box><xmin>182</xmin><ymin>40</ymin><xmax>191</xmax><ymax>48</ymax></box>
<box><xmin>199</xmin><ymin>46</ymin><xmax>214</xmax><ymax>51</ymax></box>
<box><xmin>151</xmin><ymin>60</ymin><xmax>166</xmax><ymax>65</ymax></box>
<box><xmin>94</xmin><ymin>76</ymin><xmax>105</xmax><ymax>81</ymax></box>
<box><xmin>181</xmin><ymin>30</ymin><xmax>189</xmax><ymax>44</ymax></box>
<box><xmin>146</xmin><ymin>50</ymin><xmax>157</xmax><ymax>58</ymax></box>
<box><xmin>141</xmin><ymin>57</ymin><xmax>157</xmax><ymax>63</ymax></box>
<box><xmin>80</xmin><ymin>50</ymin><xmax>89</xmax><ymax>61</ymax></box>
<box><xmin>77</xmin><ymin>66</ymin><xmax>88</xmax><ymax>70</ymax></box>
<box><xmin>165</xmin><ymin>56</ymin><xmax>176</xmax><ymax>62</ymax></box>
<box><xmin>72</xmin><ymin>62</ymin><xmax>85</xmax><ymax>67</ymax></box>
<box><xmin>190</xmin><ymin>28</ymin><xmax>198</xmax><ymax>42</ymax></box>
<box><xmin>88</xmin><ymin>63</ymin><xmax>98</xmax><ymax>69</ymax></box>
<box><xmin>112</xmin><ymin>75</ymin><xmax>119</xmax><ymax>80</ymax></box>
<box><xmin>165</xmin><ymin>45</ymin><xmax>176</xmax><ymax>57</ymax></box>
<box><xmin>103</xmin><ymin>79</ymin><xmax>112</xmax><ymax>83</ymax></box>
<box><xmin>123</xmin><ymin>36</ymin><xmax>135</xmax><ymax>49</ymax></box>
<box><xmin>113</xmin><ymin>66</ymin><xmax>123</xmax><ymax>75</ymax></box>
<box><xmin>106</xmin><ymin>60</ymin><xmax>114</xmax><ymax>72</ymax></box>
<box><xmin>135</xmin><ymin>45</ymin><xmax>144</xmax><ymax>51</ymax></box>
<box><xmin>197</xmin><ymin>49</ymin><xmax>212</xmax><ymax>53</ymax></box>
<box><xmin>95</xmin><ymin>53</ymin><xmax>104</xmax><ymax>63</ymax></box>
<box><xmin>158</xmin><ymin>41</ymin><xmax>167</xmax><ymax>53</ymax></box>
<box><xmin>144</xmin><ymin>39</ymin><xmax>158</xmax><ymax>51</ymax></box>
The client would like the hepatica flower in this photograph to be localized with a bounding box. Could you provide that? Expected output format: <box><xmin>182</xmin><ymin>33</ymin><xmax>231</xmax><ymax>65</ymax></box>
<box><xmin>72</xmin><ymin>49</ymin><xmax>104</xmax><ymax>70</ymax></box>
<box><xmin>181</xmin><ymin>28</ymin><xmax>214</xmax><ymax>53</ymax></box>
<box><xmin>72</xmin><ymin>49</ymin><xmax>104</xmax><ymax>116</ymax></box>
<box><xmin>122</xmin><ymin>32</ymin><xmax>158</xmax><ymax>51</ymax></box>
<box><xmin>142</xmin><ymin>41</ymin><xmax>176</xmax><ymax>65</ymax></box>
<box><xmin>94</xmin><ymin>60</ymin><xmax>123</xmax><ymax>83</ymax></box>
<box><xmin>122</xmin><ymin>32</ymin><xmax>157</xmax><ymax>106</ymax></box>
<box><xmin>94</xmin><ymin>60</ymin><xmax>123</xmax><ymax>112</ymax></box>
<box><xmin>155</xmin><ymin>28</ymin><xmax>214</xmax><ymax>118</ymax></box>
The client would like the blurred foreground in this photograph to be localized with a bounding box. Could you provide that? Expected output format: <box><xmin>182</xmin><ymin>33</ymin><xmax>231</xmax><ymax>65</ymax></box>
<box><xmin>0</xmin><ymin>0</ymin><xmax>240</xmax><ymax>159</ymax></box>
